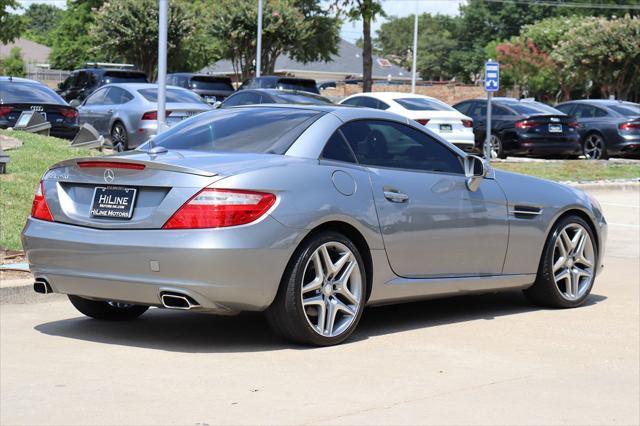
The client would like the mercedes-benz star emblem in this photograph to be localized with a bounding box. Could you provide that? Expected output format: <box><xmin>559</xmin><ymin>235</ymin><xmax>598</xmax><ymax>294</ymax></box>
<box><xmin>104</xmin><ymin>169</ymin><xmax>115</xmax><ymax>183</ymax></box>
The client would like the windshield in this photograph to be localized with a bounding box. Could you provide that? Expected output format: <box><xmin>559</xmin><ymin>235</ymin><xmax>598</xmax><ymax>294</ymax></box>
<box><xmin>102</xmin><ymin>72</ymin><xmax>148</xmax><ymax>84</ymax></box>
<box><xmin>503</xmin><ymin>101</ymin><xmax>564</xmax><ymax>115</ymax></box>
<box><xmin>395</xmin><ymin>98</ymin><xmax>452</xmax><ymax>111</ymax></box>
<box><xmin>0</xmin><ymin>82</ymin><xmax>66</xmax><ymax>104</ymax></box>
<box><xmin>190</xmin><ymin>77</ymin><xmax>234</xmax><ymax>91</ymax></box>
<box><xmin>609</xmin><ymin>103</ymin><xmax>640</xmax><ymax>116</ymax></box>
<box><xmin>275</xmin><ymin>93</ymin><xmax>332</xmax><ymax>105</ymax></box>
<box><xmin>148</xmin><ymin>107</ymin><xmax>323</xmax><ymax>154</ymax></box>
<box><xmin>138</xmin><ymin>88</ymin><xmax>206</xmax><ymax>104</ymax></box>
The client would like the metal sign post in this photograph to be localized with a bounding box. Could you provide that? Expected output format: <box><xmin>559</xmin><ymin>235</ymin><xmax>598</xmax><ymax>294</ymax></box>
<box><xmin>256</xmin><ymin>0</ymin><xmax>263</xmax><ymax>77</ymax></box>
<box><xmin>157</xmin><ymin>0</ymin><xmax>168</xmax><ymax>136</ymax></box>
<box><xmin>484</xmin><ymin>60</ymin><xmax>500</xmax><ymax>159</ymax></box>
<box><xmin>410</xmin><ymin>5</ymin><xmax>418</xmax><ymax>93</ymax></box>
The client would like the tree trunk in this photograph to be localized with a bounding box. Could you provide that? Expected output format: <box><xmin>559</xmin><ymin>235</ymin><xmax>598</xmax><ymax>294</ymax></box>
<box><xmin>362</xmin><ymin>3</ymin><xmax>373</xmax><ymax>93</ymax></box>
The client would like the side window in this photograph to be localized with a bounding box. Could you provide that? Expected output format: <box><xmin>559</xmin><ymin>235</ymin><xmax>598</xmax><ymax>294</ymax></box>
<box><xmin>454</xmin><ymin>101</ymin><xmax>471</xmax><ymax>115</ymax></box>
<box><xmin>341</xmin><ymin>97</ymin><xmax>361</xmax><ymax>106</ymax></box>
<box><xmin>594</xmin><ymin>107</ymin><xmax>608</xmax><ymax>117</ymax></box>
<box><xmin>377</xmin><ymin>100</ymin><xmax>390</xmax><ymax>110</ymax></box>
<box><xmin>573</xmin><ymin>104</ymin><xmax>596</xmax><ymax>118</ymax></box>
<box><xmin>469</xmin><ymin>102</ymin><xmax>487</xmax><ymax>118</ymax></box>
<box><xmin>339</xmin><ymin>120</ymin><xmax>464</xmax><ymax>174</ymax></box>
<box><xmin>178</xmin><ymin>77</ymin><xmax>189</xmax><ymax>87</ymax></box>
<box><xmin>222</xmin><ymin>92</ymin><xmax>262</xmax><ymax>107</ymax></box>
<box><xmin>76</xmin><ymin>72</ymin><xmax>89</xmax><ymax>88</ymax></box>
<box><xmin>554</xmin><ymin>104</ymin><xmax>573</xmax><ymax>115</ymax></box>
<box><xmin>357</xmin><ymin>97</ymin><xmax>382</xmax><ymax>109</ymax></box>
<box><xmin>84</xmin><ymin>88</ymin><xmax>107</xmax><ymax>106</ymax></box>
<box><xmin>321</xmin><ymin>131</ymin><xmax>357</xmax><ymax>163</ymax></box>
<box><xmin>493</xmin><ymin>105</ymin><xmax>512</xmax><ymax>116</ymax></box>
<box><xmin>103</xmin><ymin>87</ymin><xmax>132</xmax><ymax>105</ymax></box>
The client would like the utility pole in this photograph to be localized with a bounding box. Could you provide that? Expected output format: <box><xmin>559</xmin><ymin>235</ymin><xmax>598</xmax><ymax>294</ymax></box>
<box><xmin>410</xmin><ymin>5</ymin><xmax>418</xmax><ymax>93</ymax></box>
<box><xmin>157</xmin><ymin>0</ymin><xmax>168</xmax><ymax>135</ymax></box>
<box><xmin>256</xmin><ymin>0</ymin><xmax>263</xmax><ymax>77</ymax></box>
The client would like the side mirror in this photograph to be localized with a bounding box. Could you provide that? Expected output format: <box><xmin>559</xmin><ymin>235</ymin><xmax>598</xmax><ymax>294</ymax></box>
<box><xmin>464</xmin><ymin>154</ymin><xmax>487</xmax><ymax>192</ymax></box>
<box><xmin>57</xmin><ymin>82</ymin><xmax>64</xmax><ymax>90</ymax></box>
<box><xmin>69</xmin><ymin>99</ymin><xmax>81</xmax><ymax>108</ymax></box>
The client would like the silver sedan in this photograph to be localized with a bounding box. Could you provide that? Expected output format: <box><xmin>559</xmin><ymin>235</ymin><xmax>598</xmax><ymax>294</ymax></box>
<box><xmin>77</xmin><ymin>83</ymin><xmax>212</xmax><ymax>151</ymax></box>
<box><xmin>22</xmin><ymin>105</ymin><xmax>607</xmax><ymax>346</ymax></box>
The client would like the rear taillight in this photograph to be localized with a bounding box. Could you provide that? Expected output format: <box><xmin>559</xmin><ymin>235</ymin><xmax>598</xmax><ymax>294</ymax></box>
<box><xmin>416</xmin><ymin>119</ymin><xmax>430</xmax><ymax>126</ymax></box>
<box><xmin>59</xmin><ymin>107</ymin><xmax>79</xmax><ymax>119</ymax></box>
<box><xmin>0</xmin><ymin>106</ymin><xmax>12</xmax><ymax>117</ymax></box>
<box><xmin>462</xmin><ymin>119</ymin><xmax>473</xmax><ymax>128</ymax></box>
<box><xmin>163</xmin><ymin>189</ymin><xmax>276</xmax><ymax>229</ymax></box>
<box><xmin>142</xmin><ymin>111</ymin><xmax>172</xmax><ymax>120</ymax></box>
<box><xmin>31</xmin><ymin>181</ymin><xmax>53</xmax><ymax>222</ymax></box>
<box><xmin>515</xmin><ymin>120</ymin><xmax>536</xmax><ymax>130</ymax></box>
<box><xmin>568</xmin><ymin>121</ymin><xmax>579</xmax><ymax>128</ymax></box>
<box><xmin>619</xmin><ymin>122</ymin><xmax>640</xmax><ymax>132</ymax></box>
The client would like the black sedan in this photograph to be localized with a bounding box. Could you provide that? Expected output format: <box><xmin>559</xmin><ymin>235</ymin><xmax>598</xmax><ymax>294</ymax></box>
<box><xmin>555</xmin><ymin>100</ymin><xmax>640</xmax><ymax>159</ymax></box>
<box><xmin>220</xmin><ymin>89</ymin><xmax>332</xmax><ymax>108</ymax></box>
<box><xmin>0</xmin><ymin>77</ymin><xmax>79</xmax><ymax>139</ymax></box>
<box><xmin>453</xmin><ymin>97</ymin><xmax>580</xmax><ymax>158</ymax></box>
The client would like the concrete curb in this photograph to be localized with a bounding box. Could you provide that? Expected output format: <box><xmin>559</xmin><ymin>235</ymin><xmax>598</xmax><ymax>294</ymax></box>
<box><xmin>566</xmin><ymin>181</ymin><xmax>640</xmax><ymax>190</ymax></box>
<box><xmin>0</xmin><ymin>279</ymin><xmax>64</xmax><ymax>304</ymax></box>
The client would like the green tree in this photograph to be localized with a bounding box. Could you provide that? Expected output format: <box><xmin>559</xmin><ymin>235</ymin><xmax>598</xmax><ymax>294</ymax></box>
<box><xmin>553</xmin><ymin>15</ymin><xmax>640</xmax><ymax>100</ymax></box>
<box><xmin>90</xmin><ymin>0</ymin><xmax>214</xmax><ymax>80</ymax></box>
<box><xmin>22</xmin><ymin>3</ymin><xmax>64</xmax><ymax>46</ymax></box>
<box><xmin>210</xmin><ymin>0</ymin><xmax>340</xmax><ymax>81</ymax></box>
<box><xmin>0</xmin><ymin>0</ymin><xmax>23</xmax><ymax>44</ymax></box>
<box><xmin>0</xmin><ymin>47</ymin><xmax>26</xmax><ymax>77</ymax></box>
<box><xmin>49</xmin><ymin>0</ymin><xmax>106</xmax><ymax>70</ymax></box>
<box><xmin>336</xmin><ymin>0</ymin><xmax>384</xmax><ymax>92</ymax></box>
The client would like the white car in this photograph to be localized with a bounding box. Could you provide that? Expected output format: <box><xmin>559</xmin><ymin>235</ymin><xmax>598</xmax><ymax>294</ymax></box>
<box><xmin>340</xmin><ymin>92</ymin><xmax>476</xmax><ymax>152</ymax></box>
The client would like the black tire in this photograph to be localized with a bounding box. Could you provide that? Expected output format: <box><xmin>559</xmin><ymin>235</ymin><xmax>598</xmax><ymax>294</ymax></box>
<box><xmin>110</xmin><ymin>122</ymin><xmax>129</xmax><ymax>152</ymax></box>
<box><xmin>582</xmin><ymin>133</ymin><xmax>608</xmax><ymax>160</ymax></box>
<box><xmin>524</xmin><ymin>215</ymin><xmax>597</xmax><ymax>308</ymax></box>
<box><xmin>68</xmin><ymin>295</ymin><xmax>148</xmax><ymax>321</ymax></box>
<box><xmin>490</xmin><ymin>133</ymin><xmax>507</xmax><ymax>159</ymax></box>
<box><xmin>265</xmin><ymin>231</ymin><xmax>367</xmax><ymax>346</ymax></box>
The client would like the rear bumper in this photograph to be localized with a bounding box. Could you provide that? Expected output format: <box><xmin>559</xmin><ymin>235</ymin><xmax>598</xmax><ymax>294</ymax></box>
<box><xmin>509</xmin><ymin>135</ymin><xmax>581</xmax><ymax>156</ymax></box>
<box><xmin>21</xmin><ymin>216</ymin><xmax>303</xmax><ymax>313</ymax></box>
<box><xmin>607</xmin><ymin>135</ymin><xmax>640</xmax><ymax>155</ymax></box>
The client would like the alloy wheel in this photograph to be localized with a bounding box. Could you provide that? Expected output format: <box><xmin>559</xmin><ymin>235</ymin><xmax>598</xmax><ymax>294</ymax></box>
<box><xmin>300</xmin><ymin>241</ymin><xmax>363</xmax><ymax>337</ymax></box>
<box><xmin>583</xmin><ymin>135</ymin><xmax>605</xmax><ymax>160</ymax></box>
<box><xmin>490</xmin><ymin>135</ymin><xmax>501</xmax><ymax>159</ymax></box>
<box><xmin>552</xmin><ymin>224</ymin><xmax>595</xmax><ymax>301</ymax></box>
<box><xmin>111</xmin><ymin>125</ymin><xmax>127</xmax><ymax>152</ymax></box>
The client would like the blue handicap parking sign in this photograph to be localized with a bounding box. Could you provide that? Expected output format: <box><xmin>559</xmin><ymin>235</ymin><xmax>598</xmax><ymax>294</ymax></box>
<box><xmin>485</xmin><ymin>61</ymin><xmax>500</xmax><ymax>92</ymax></box>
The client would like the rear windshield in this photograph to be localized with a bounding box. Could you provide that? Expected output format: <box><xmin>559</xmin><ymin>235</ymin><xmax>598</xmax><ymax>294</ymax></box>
<box><xmin>275</xmin><ymin>79</ymin><xmax>319</xmax><ymax>94</ymax></box>
<box><xmin>102</xmin><ymin>72</ymin><xmax>148</xmax><ymax>84</ymax></box>
<box><xmin>609</xmin><ymin>103</ymin><xmax>640</xmax><ymax>116</ymax></box>
<box><xmin>190</xmin><ymin>77</ymin><xmax>234</xmax><ymax>91</ymax></box>
<box><xmin>138</xmin><ymin>88</ymin><xmax>206</xmax><ymax>104</ymax></box>
<box><xmin>149</xmin><ymin>107</ymin><xmax>323</xmax><ymax>154</ymax></box>
<box><xmin>503</xmin><ymin>101</ymin><xmax>563</xmax><ymax>115</ymax></box>
<box><xmin>275</xmin><ymin>93</ymin><xmax>332</xmax><ymax>105</ymax></box>
<box><xmin>0</xmin><ymin>82</ymin><xmax>66</xmax><ymax>104</ymax></box>
<box><xmin>395</xmin><ymin>98</ymin><xmax>451</xmax><ymax>111</ymax></box>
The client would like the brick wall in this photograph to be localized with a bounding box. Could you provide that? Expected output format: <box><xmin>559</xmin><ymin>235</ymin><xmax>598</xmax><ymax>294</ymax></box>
<box><xmin>323</xmin><ymin>83</ymin><xmax>485</xmax><ymax>105</ymax></box>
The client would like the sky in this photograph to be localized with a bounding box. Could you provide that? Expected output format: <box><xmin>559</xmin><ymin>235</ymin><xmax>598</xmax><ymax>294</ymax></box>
<box><xmin>16</xmin><ymin>0</ymin><xmax>465</xmax><ymax>44</ymax></box>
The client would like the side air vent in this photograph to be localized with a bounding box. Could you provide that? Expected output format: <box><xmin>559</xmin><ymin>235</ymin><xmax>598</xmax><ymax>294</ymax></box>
<box><xmin>511</xmin><ymin>205</ymin><xmax>542</xmax><ymax>218</ymax></box>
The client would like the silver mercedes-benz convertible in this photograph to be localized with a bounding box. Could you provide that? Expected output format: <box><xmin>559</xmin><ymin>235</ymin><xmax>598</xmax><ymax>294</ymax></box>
<box><xmin>22</xmin><ymin>105</ymin><xmax>607</xmax><ymax>346</ymax></box>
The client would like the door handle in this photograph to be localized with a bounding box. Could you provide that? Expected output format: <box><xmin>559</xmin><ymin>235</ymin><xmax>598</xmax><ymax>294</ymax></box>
<box><xmin>383</xmin><ymin>188</ymin><xmax>409</xmax><ymax>203</ymax></box>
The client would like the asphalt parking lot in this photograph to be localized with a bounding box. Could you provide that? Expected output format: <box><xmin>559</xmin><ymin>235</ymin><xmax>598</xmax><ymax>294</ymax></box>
<box><xmin>1</xmin><ymin>186</ymin><xmax>638</xmax><ymax>425</ymax></box>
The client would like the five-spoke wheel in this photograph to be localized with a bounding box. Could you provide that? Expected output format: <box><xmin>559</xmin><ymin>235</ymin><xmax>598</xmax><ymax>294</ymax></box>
<box><xmin>524</xmin><ymin>215</ymin><xmax>597</xmax><ymax>308</ymax></box>
<box><xmin>583</xmin><ymin>133</ymin><xmax>608</xmax><ymax>160</ymax></box>
<box><xmin>266</xmin><ymin>231</ymin><xmax>366</xmax><ymax>346</ymax></box>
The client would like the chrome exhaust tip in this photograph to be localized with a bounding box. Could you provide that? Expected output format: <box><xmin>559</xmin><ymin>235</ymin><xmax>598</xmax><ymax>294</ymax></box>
<box><xmin>160</xmin><ymin>292</ymin><xmax>199</xmax><ymax>310</ymax></box>
<box><xmin>33</xmin><ymin>279</ymin><xmax>52</xmax><ymax>294</ymax></box>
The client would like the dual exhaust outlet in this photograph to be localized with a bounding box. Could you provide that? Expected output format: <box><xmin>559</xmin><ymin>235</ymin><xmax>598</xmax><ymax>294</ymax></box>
<box><xmin>34</xmin><ymin>279</ymin><xmax>199</xmax><ymax>311</ymax></box>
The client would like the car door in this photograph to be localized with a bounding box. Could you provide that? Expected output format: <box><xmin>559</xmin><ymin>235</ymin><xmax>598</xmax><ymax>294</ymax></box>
<box><xmin>78</xmin><ymin>87</ymin><xmax>108</xmax><ymax>133</ymax></box>
<box><xmin>339</xmin><ymin>119</ymin><xmax>509</xmax><ymax>278</ymax></box>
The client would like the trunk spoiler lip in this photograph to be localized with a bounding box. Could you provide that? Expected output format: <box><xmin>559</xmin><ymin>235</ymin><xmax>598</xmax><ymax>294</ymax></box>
<box><xmin>49</xmin><ymin>156</ymin><xmax>217</xmax><ymax>177</ymax></box>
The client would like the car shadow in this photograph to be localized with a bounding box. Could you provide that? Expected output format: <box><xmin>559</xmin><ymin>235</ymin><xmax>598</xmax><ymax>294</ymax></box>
<box><xmin>34</xmin><ymin>292</ymin><xmax>607</xmax><ymax>353</ymax></box>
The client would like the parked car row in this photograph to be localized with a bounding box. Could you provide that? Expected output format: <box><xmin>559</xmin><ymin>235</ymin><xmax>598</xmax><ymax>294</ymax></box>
<box><xmin>2</xmin><ymin>70</ymin><xmax>639</xmax><ymax>159</ymax></box>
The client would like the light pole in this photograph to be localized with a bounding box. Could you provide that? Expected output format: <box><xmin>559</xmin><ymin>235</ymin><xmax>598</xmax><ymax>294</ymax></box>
<box><xmin>157</xmin><ymin>0</ymin><xmax>168</xmax><ymax>134</ymax></box>
<box><xmin>410</xmin><ymin>4</ymin><xmax>418</xmax><ymax>93</ymax></box>
<box><xmin>256</xmin><ymin>0</ymin><xmax>263</xmax><ymax>77</ymax></box>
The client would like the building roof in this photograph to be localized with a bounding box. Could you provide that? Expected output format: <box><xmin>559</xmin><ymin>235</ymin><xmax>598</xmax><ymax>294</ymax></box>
<box><xmin>0</xmin><ymin>39</ymin><xmax>50</xmax><ymax>64</ymax></box>
<box><xmin>202</xmin><ymin>39</ymin><xmax>413</xmax><ymax>81</ymax></box>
